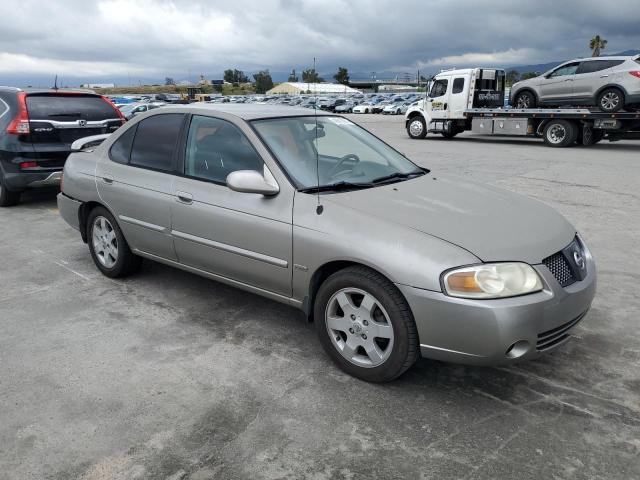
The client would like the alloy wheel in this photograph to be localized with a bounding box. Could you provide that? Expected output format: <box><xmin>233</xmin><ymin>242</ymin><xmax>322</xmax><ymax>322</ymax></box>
<box><xmin>92</xmin><ymin>216</ymin><xmax>118</xmax><ymax>268</ymax></box>
<box><xmin>325</xmin><ymin>288</ymin><xmax>394</xmax><ymax>368</ymax></box>
<box><xmin>600</xmin><ymin>92</ymin><xmax>620</xmax><ymax>111</ymax></box>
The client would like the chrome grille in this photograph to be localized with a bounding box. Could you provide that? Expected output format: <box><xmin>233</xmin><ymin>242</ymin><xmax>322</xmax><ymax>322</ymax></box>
<box><xmin>537</xmin><ymin>311</ymin><xmax>587</xmax><ymax>351</ymax></box>
<box><xmin>543</xmin><ymin>252</ymin><xmax>576</xmax><ymax>287</ymax></box>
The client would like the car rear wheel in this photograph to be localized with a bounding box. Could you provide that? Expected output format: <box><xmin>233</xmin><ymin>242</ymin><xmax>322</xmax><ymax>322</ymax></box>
<box><xmin>87</xmin><ymin>206</ymin><xmax>141</xmax><ymax>278</ymax></box>
<box><xmin>407</xmin><ymin>116</ymin><xmax>427</xmax><ymax>139</ymax></box>
<box><xmin>0</xmin><ymin>174</ymin><xmax>21</xmax><ymax>207</ymax></box>
<box><xmin>542</xmin><ymin>119</ymin><xmax>578</xmax><ymax>147</ymax></box>
<box><xmin>515</xmin><ymin>91</ymin><xmax>537</xmax><ymax>109</ymax></box>
<box><xmin>314</xmin><ymin>266</ymin><xmax>419</xmax><ymax>382</ymax></box>
<box><xmin>597</xmin><ymin>88</ymin><xmax>624</xmax><ymax>113</ymax></box>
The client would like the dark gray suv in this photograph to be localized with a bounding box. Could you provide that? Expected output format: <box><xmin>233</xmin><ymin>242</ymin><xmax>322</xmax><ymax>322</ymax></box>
<box><xmin>0</xmin><ymin>87</ymin><xmax>124</xmax><ymax>206</ymax></box>
<box><xmin>511</xmin><ymin>55</ymin><xmax>640</xmax><ymax>112</ymax></box>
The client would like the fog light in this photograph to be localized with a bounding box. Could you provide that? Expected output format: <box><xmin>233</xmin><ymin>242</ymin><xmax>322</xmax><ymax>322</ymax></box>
<box><xmin>505</xmin><ymin>340</ymin><xmax>530</xmax><ymax>359</ymax></box>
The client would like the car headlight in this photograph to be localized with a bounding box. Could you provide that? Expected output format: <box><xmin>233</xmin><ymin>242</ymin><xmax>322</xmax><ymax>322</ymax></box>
<box><xmin>443</xmin><ymin>263</ymin><xmax>543</xmax><ymax>299</ymax></box>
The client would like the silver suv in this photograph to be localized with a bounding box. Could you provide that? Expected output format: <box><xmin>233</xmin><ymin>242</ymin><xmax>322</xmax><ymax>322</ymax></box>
<box><xmin>511</xmin><ymin>55</ymin><xmax>640</xmax><ymax>112</ymax></box>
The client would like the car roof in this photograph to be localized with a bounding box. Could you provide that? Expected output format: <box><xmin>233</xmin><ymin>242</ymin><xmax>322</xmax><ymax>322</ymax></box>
<box><xmin>569</xmin><ymin>55</ymin><xmax>637</xmax><ymax>62</ymax></box>
<box><xmin>0</xmin><ymin>86</ymin><xmax>98</xmax><ymax>95</ymax></box>
<box><xmin>167</xmin><ymin>103</ymin><xmax>333</xmax><ymax>120</ymax></box>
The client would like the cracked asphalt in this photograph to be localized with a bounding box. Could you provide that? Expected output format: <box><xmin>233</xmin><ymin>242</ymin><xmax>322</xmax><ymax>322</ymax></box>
<box><xmin>1</xmin><ymin>114</ymin><xmax>639</xmax><ymax>479</ymax></box>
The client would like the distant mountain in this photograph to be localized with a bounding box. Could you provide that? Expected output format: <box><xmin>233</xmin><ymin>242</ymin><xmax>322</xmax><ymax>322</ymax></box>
<box><xmin>506</xmin><ymin>49</ymin><xmax>640</xmax><ymax>75</ymax></box>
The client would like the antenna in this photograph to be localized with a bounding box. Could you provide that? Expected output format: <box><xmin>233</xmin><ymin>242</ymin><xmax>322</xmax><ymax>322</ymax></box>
<box><xmin>313</xmin><ymin>57</ymin><xmax>323</xmax><ymax>215</ymax></box>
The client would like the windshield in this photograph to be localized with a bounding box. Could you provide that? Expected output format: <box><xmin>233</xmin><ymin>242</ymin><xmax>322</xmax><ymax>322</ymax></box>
<box><xmin>252</xmin><ymin>116</ymin><xmax>423</xmax><ymax>190</ymax></box>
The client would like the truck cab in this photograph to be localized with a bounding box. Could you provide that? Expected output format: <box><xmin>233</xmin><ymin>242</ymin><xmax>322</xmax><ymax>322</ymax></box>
<box><xmin>405</xmin><ymin>68</ymin><xmax>505</xmax><ymax>139</ymax></box>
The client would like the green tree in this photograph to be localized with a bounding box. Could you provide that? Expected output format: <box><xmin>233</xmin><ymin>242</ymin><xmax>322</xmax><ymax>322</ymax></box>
<box><xmin>333</xmin><ymin>67</ymin><xmax>349</xmax><ymax>85</ymax></box>
<box><xmin>506</xmin><ymin>70</ymin><xmax>520</xmax><ymax>86</ymax></box>
<box><xmin>302</xmin><ymin>69</ymin><xmax>324</xmax><ymax>83</ymax></box>
<box><xmin>520</xmin><ymin>71</ymin><xmax>538</xmax><ymax>80</ymax></box>
<box><xmin>223</xmin><ymin>69</ymin><xmax>249</xmax><ymax>84</ymax></box>
<box><xmin>589</xmin><ymin>35</ymin><xmax>608</xmax><ymax>57</ymax></box>
<box><xmin>288</xmin><ymin>69</ymin><xmax>299</xmax><ymax>82</ymax></box>
<box><xmin>253</xmin><ymin>70</ymin><xmax>274</xmax><ymax>94</ymax></box>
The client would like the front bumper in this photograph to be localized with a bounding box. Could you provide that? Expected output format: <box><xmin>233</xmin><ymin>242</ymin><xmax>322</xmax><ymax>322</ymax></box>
<box><xmin>397</xmin><ymin>257</ymin><xmax>596</xmax><ymax>366</ymax></box>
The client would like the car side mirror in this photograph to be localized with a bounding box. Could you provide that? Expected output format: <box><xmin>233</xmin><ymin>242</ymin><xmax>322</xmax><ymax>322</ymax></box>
<box><xmin>227</xmin><ymin>167</ymin><xmax>279</xmax><ymax>196</ymax></box>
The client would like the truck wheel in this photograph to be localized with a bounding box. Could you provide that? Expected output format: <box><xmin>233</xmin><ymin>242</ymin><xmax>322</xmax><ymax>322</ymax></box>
<box><xmin>597</xmin><ymin>88</ymin><xmax>624</xmax><ymax>113</ymax></box>
<box><xmin>542</xmin><ymin>120</ymin><xmax>578</xmax><ymax>147</ymax></box>
<box><xmin>441</xmin><ymin>130</ymin><xmax>459</xmax><ymax>139</ymax></box>
<box><xmin>515</xmin><ymin>91</ymin><xmax>537</xmax><ymax>109</ymax></box>
<box><xmin>577</xmin><ymin>126</ymin><xmax>604</xmax><ymax>146</ymax></box>
<box><xmin>407</xmin><ymin>116</ymin><xmax>427</xmax><ymax>139</ymax></box>
<box><xmin>314</xmin><ymin>266</ymin><xmax>419</xmax><ymax>382</ymax></box>
<box><xmin>0</xmin><ymin>174</ymin><xmax>22</xmax><ymax>207</ymax></box>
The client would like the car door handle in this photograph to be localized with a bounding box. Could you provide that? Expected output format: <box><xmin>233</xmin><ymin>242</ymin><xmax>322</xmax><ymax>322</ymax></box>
<box><xmin>600</xmin><ymin>74</ymin><xmax>609</xmax><ymax>78</ymax></box>
<box><xmin>176</xmin><ymin>191</ymin><xmax>193</xmax><ymax>204</ymax></box>
<box><xmin>101</xmin><ymin>174</ymin><xmax>114</xmax><ymax>184</ymax></box>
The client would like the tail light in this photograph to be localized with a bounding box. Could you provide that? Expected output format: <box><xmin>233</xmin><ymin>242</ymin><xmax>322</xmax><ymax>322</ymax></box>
<box><xmin>629</xmin><ymin>71</ymin><xmax>640</xmax><ymax>79</ymax></box>
<box><xmin>6</xmin><ymin>92</ymin><xmax>30</xmax><ymax>135</ymax></box>
<box><xmin>101</xmin><ymin>95</ymin><xmax>126</xmax><ymax>125</ymax></box>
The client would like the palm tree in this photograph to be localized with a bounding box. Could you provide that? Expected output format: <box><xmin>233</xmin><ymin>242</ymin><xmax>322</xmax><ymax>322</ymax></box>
<box><xmin>589</xmin><ymin>35</ymin><xmax>608</xmax><ymax>57</ymax></box>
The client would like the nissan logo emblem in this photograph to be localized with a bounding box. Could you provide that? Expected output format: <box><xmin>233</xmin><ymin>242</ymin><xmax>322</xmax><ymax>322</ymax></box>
<box><xmin>573</xmin><ymin>250</ymin><xmax>585</xmax><ymax>270</ymax></box>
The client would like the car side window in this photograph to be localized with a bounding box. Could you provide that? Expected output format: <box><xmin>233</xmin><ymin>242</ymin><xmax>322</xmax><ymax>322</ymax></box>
<box><xmin>130</xmin><ymin>113</ymin><xmax>184</xmax><ymax>172</ymax></box>
<box><xmin>430</xmin><ymin>79</ymin><xmax>449</xmax><ymax>98</ymax></box>
<box><xmin>109</xmin><ymin>124</ymin><xmax>137</xmax><ymax>164</ymax></box>
<box><xmin>452</xmin><ymin>78</ymin><xmax>465</xmax><ymax>94</ymax></box>
<box><xmin>576</xmin><ymin>60</ymin><xmax>617</xmax><ymax>74</ymax></box>
<box><xmin>549</xmin><ymin>63</ymin><xmax>580</xmax><ymax>77</ymax></box>
<box><xmin>184</xmin><ymin>115</ymin><xmax>263</xmax><ymax>184</ymax></box>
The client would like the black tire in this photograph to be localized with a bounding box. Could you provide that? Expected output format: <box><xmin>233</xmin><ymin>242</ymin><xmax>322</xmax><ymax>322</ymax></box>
<box><xmin>0</xmin><ymin>174</ymin><xmax>21</xmax><ymax>207</ymax></box>
<box><xmin>407</xmin><ymin>116</ymin><xmax>427</xmax><ymax>139</ymax></box>
<box><xmin>576</xmin><ymin>125</ymin><xmax>604</xmax><ymax>146</ymax></box>
<box><xmin>365</xmin><ymin>108</ymin><xmax>369</xmax><ymax>114</ymax></box>
<box><xmin>515</xmin><ymin>90</ymin><xmax>537</xmax><ymax>109</ymax></box>
<box><xmin>314</xmin><ymin>266</ymin><xmax>419</xmax><ymax>382</ymax></box>
<box><xmin>441</xmin><ymin>130</ymin><xmax>459</xmax><ymax>139</ymax></box>
<box><xmin>542</xmin><ymin>119</ymin><xmax>578</xmax><ymax>148</ymax></box>
<box><xmin>597</xmin><ymin>88</ymin><xmax>624</xmax><ymax>113</ymax></box>
<box><xmin>87</xmin><ymin>206</ymin><xmax>142</xmax><ymax>278</ymax></box>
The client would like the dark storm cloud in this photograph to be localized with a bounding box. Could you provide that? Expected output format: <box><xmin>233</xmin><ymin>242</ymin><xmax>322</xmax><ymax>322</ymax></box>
<box><xmin>0</xmin><ymin>0</ymin><xmax>638</xmax><ymax>79</ymax></box>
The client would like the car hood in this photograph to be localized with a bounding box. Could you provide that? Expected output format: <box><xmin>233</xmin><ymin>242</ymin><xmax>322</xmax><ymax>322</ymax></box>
<box><xmin>324</xmin><ymin>174</ymin><xmax>575</xmax><ymax>264</ymax></box>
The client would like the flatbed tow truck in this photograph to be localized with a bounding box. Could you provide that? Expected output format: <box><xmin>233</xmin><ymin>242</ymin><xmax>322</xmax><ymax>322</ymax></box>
<box><xmin>404</xmin><ymin>68</ymin><xmax>640</xmax><ymax>147</ymax></box>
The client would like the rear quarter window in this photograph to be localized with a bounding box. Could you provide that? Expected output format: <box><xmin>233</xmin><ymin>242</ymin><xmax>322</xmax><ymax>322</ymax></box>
<box><xmin>0</xmin><ymin>95</ymin><xmax>10</xmax><ymax>125</ymax></box>
<box><xmin>109</xmin><ymin>124</ymin><xmax>138</xmax><ymax>164</ymax></box>
<box><xmin>26</xmin><ymin>95</ymin><xmax>118</xmax><ymax>121</ymax></box>
<box><xmin>452</xmin><ymin>78</ymin><xmax>465</xmax><ymax>94</ymax></box>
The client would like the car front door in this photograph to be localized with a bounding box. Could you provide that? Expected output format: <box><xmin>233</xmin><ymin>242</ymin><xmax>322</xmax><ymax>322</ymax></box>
<box><xmin>170</xmin><ymin>114</ymin><xmax>294</xmax><ymax>297</ymax></box>
<box><xmin>539</xmin><ymin>62</ymin><xmax>580</xmax><ymax>103</ymax></box>
<box><xmin>96</xmin><ymin>113</ymin><xmax>184</xmax><ymax>261</ymax></box>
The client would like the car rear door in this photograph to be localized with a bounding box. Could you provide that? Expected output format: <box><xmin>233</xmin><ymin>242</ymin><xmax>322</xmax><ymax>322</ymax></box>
<box><xmin>96</xmin><ymin>113</ymin><xmax>185</xmax><ymax>261</ymax></box>
<box><xmin>539</xmin><ymin>62</ymin><xmax>580</xmax><ymax>103</ymax></box>
<box><xmin>573</xmin><ymin>60</ymin><xmax>625</xmax><ymax>100</ymax></box>
<box><xmin>26</xmin><ymin>93</ymin><xmax>123</xmax><ymax>169</ymax></box>
<box><xmin>170</xmin><ymin>114</ymin><xmax>293</xmax><ymax>297</ymax></box>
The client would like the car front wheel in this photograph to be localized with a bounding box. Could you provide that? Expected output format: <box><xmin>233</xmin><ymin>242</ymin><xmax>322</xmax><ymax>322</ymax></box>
<box><xmin>87</xmin><ymin>206</ymin><xmax>141</xmax><ymax>278</ymax></box>
<box><xmin>515</xmin><ymin>91</ymin><xmax>537</xmax><ymax>109</ymax></box>
<box><xmin>314</xmin><ymin>266</ymin><xmax>419</xmax><ymax>382</ymax></box>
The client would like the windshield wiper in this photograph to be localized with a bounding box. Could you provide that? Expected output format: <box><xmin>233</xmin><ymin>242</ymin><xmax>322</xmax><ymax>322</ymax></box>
<box><xmin>370</xmin><ymin>170</ymin><xmax>426</xmax><ymax>184</ymax></box>
<box><xmin>298</xmin><ymin>181</ymin><xmax>374</xmax><ymax>193</ymax></box>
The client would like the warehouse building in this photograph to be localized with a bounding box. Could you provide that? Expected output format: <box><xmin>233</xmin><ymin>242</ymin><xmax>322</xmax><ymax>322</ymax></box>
<box><xmin>266</xmin><ymin>82</ymin><xmax>361</xmax><ymax>95</ymax></box>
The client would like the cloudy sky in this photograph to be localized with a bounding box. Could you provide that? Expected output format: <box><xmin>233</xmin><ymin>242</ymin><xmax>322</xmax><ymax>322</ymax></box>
<box><xmin>0</xmin><ymin>0</ymin><xmax>639</xmax><ymax>85</ymax></box>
